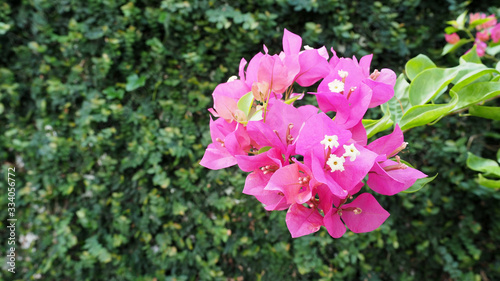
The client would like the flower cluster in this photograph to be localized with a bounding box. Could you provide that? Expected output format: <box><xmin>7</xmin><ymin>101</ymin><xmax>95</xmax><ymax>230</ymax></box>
<box><xmin>445</xmin><ymin>12</ymin><xmax>500</xmax><ymax>57</ymax></box>
<box><xmin>200</xmin><ymin>29</ymin><xmax>427</xmax><ymax>238</ymax></box>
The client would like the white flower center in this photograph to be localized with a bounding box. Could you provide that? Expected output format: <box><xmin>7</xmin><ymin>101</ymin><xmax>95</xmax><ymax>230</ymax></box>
<box><xmin>320</xmin><ymin>135</ymin><xmax>339</xmax><ymax>150</ymax></box>
<box><xmin>342</xmin><ymin>143</ymin><xmax>360</xmax><ymax>162</ymax></box>
<box><xmin>327</xmin><ymin>154</ymin><xmax>345</xmax><ymax>172</ymax></box>
<box><xmin>338</xmin><ymin>69</ymin><xmax>349</xmax><ymax>79</ymax></box>
<box><xmin>328</xmin><ymin>79</ymin><xmax>344</xmax><ymax>93</ymax></box>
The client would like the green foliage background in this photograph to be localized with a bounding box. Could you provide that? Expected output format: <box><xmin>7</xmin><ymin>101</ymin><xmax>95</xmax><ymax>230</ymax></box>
<box><xmin>1</xmin><ymin>0</ymin><xmax>499</xmax><ymax>280</ymax></box>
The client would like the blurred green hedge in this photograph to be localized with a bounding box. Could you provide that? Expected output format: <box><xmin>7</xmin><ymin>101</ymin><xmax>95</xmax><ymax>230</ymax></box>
<box><xmin>1</xmin><ymin>0</ymin><xmax>500</xmax><ymax>280</ymax></box>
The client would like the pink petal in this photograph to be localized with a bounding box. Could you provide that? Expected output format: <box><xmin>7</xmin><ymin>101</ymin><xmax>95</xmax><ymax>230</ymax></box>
<box><xmin>283</xmin><ymin>28</ymin><xmax>302</xmax><ymax>55</ymax></box>
<box><xmin>359</xmin><ymin>54</ymin><xmax>373</xmax><ymax>77</ymax></box>
<box><xmin>295</xmin><ymin>49</ymin><xmax>330</xmax><ymax>87</ymax></box>
<box><xmin>366</xmin><ymin>124</ymin><xmax>404</xmax><ymax>158</ymax></box>
<box><xmin>295</xmin><ymin>112</ymin><xmax>352</xmax><ymax>157</ymax></box>
<box><xmin>341</xmin><ymin>193</ymin><xmax>389</xmax><ymax>233</ymax></box>
<box><xmin>349</xmin><ymin>120</ymin><xmax>368</xmax><ymax>146</ymax></box>
<box><xmin>367</xmin><ymin>160</ymin><xmax>427</xmax><ymax>195</ymax></box>
<box><xmin>243</xmin><ymin>171</ymin><xmax>289</xmax><ymax>211</ymax></box>
<box><xmin>328</xmin><ymin>144</ymin><xmax>377</xmax><ymax>192</ymax></box>
<box><xmin>199</xmin><ymin>143</ymin><xmax>237</xmax><ymax>170</ymax></box>
<box><xmin>265</xmin><ymin>164</ymin><xmax>312</xmax><ymax>205</ymax></box>
<box><xmin>285</xmin><ymin>204</ymin><xmax>324</xmax><ymax>238</ymax></box>
<box><xmin>323</xmin><ymin>208</ymin><xmax>346</xmax><ymax>238</ymax></box>
<box><xmin>238</xmin><ymin>58</ymin><xmax>247</xmax><ymax>80</ymax></box>
<box><xmin>236</xmin><ymin>148</ymin><xmax>283</xmax><ymax>172</ymax></box>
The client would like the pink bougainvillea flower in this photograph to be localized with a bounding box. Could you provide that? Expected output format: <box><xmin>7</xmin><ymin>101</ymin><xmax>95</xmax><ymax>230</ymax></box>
<box><xmin>295</xmin><ymin>113</ymin><xmax>377</xmax><ymax>197</ymax></box>
<box><xmin>323</xmin><ymin>193</ymin><xmax>390</xmax><ymax>238</ymax></box>
<box><xmin>200</xmin><ymin>117</ymin><xmax>252</xmax><ymax>170</ymax></box>
<box><xmin>285</xmin><ymin>203</ymin><xmax>324</xmax><ymax>238</ymax></box>
<box><xmin>314</xmin><ymin>53</ymin><xmax>394</xmax><ymax>126</ymax></box>
<box><xmin>445</xmin><ymin>33</ymin><xmax>460</xmax><ymax>44</ymax></box>
<box><xmin>476</xmin><ymin>30</ymin><xmax>489</xmax><ymax>42</ymax></box>
<box><xmin>208</xmin><ymin>80</ymin><xmax>251</xmax><ymax>123</ymax></box>
<box><xmin>366</xmin><ymin>125</ymin><xmax>427</xmax><ymax>195</ymax></box>
<box><xmin>491</xmin><ymin>24</ymin><xmax>500</xmax><ymax>43</ymax></box>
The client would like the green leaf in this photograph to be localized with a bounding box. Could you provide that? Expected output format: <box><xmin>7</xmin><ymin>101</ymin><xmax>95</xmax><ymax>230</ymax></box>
<box><xmin>405</xmin><ymin>54</ymin><xmax>436</xmax><ymax>81</ymax></box>
<box><xmin>444</xmin><ymin>26</ymin><xmax>459</xmax><ymax>34</ymax></box>
<box><xmin>459</xmin><ymin>45</ymin><xmax>481</xmax><ymax>64</ymax></box>
<box><xmin>469</xmin><ymin>105</ymin><xmax>500</xmax><ymax>120</ymax></box>
<box><xmin>451</xmin><ymin>65</ymin><xmax>498</xmax><ymax>93</ymax></box>
<box><xmin>441</xmin><ymin>39</ymin><xmax>473</xmax><ymax>56</ymax></box>
<box><xmin>103</xmin><ymin>87</ymin><xmax>125</xmax><ymax>100</ymax></box>
<box><xmin>409</xmin><ymin>67</ymin><xmax>458</xmax><ymax>106</ymax></box>
<box><xmin>402</xmin><ymin>173</ymin><xmax>438</xmax><ymax>193</ymax></box>
<box><xmin>248</xmin><ymin>109</ymin><xmax>263</xmax><ymax>122</ymax></box>
<box><xmin>399</xmin><ymin>90</ymin><xmax>458</xmax><ymax>130</ymax></box>
<box><xmin>486</xmin><ymin>45</ymin><xmax>500</xmax><ymax>56</ymax></box>
<box><xmin>496</xmin><ymin>61</ymin><xmax>500</xmax><ymax>73</ymax></box>
<box><xmin>477</xmin><ymin>174</ymin><xmax>500</xmax><ymax>189</ymax></box>
<box><xmin>497</xmin><ymin>149</ymin><xmax>500</xmax><ymax>164</ymax></box>
<box><xmin>363</xmin><ymin>114</ymin><xmax>393</xmax><ymax>139</ymax></box>
<box><xmin>257</xmin><ymin>146</ymin><xmax>272</xmax><ymax>154</ymax></box>
<box><xmin>383</xmin><ymin>74</ymin><xmax>411</xmax><ymax>124</ymax></box>
<box><xmin>237</xmin><ymin>91</ymin><xmax>254</xmax><ymax>118</ymax></box>
<box><xmin>456</xmin><ymin>10</ymin><xmax>467</xmax><ymax>29</ymax></box>
<box><xmin>284</xmin><ymin>93</ymin><xmax>304</xmax><ymax>105</ymax></box>
<box><xmin>453</xmin><ymin>81</ymin><xmax>500</xmax><ymax>111</ymax></box>
<box><xmin>469</xmin><ymin>17</ymin><xmax>495</xmax><ymax>30</ymax></box>
<box><xmin>125</xmin><ymin>74</ymin><xmax>147</xmax><ymax>91</ymax></box>
<box><xmin>466</xmin><ymin>152</ymin><xmax>500</xmax><ymax>177</ymax></box>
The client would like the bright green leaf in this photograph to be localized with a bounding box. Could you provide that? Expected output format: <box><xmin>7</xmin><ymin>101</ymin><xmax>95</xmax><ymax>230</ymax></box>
<box><xmin>451</xmin><ymin>66</ymin><xmax>498</xmax><ymax>93</ymax></box>
<box><xmin>237</xmin><ymin>91</ymin><xmax>254</xmax><ymax>118</ymax></box>
<box><xmin>402</xmin><ymin>173</ymin><xmax>438</xmax><ymax>193</ymax></box>
<box><xmin>284</xmin><ymin>93</ymin><xmax>304</xmax><ymax>105</ymax></box>
<box><xmin>477</xmin><ymin>174</ymin><xmax>500</xmax><ymax>189</ymax></box>
<box><xmin>460</xmin><ymin>45</ymin><xmax>481</xmax><ymax>64</ymax></box>
<box><xmin>469</xmin><ymin>17</ymin><xmax>495</xmax><ymax>30</ymax></box>
<box><xmin>466</xmin><ymin>152</ymin><xmax>500</xmax><ymax>177</ymax></box>
<box><xmin>469</xmin><ymin>105</ymin><xmax>500</xmax><ymax>120</ymax></box>
<box><xmin>453</xmin><ymin>81</ymin><xmax>500</xmax><ymax>111</ymax></box>
<box><xmin>405</xmin><ymin>54</ymin><xmax>436</xmax><ymax>81</ymax></box>
<box><xmin>409</xmin><ymin>67</ymin><xmax>458</xmax><ymax>106</ymax></box>
<box><xmin>486</xmin><ymin>45</ymin><xmax>500</xmax><ymax>56</ymax></box>
<box><xmin>444</xmin><ymin>26</ymin><xmax>459</xmax><ymax>34</ymax></box>
<box><xmin>441</xmin><ymin>39</ymin><xmax>473</xmax><ymax>56</ymax></box>
<box><xmin>363</xmin><ymin>114</ymin><xmax>393</xmax><ymax>139</ymax></box>
<box><xmin>399</xmin><ymin>90</ymin><xmax>458</xmax><ymax>130</ymax></box>
<box><xmin>257</xmin><ymin>146</ymin><xmax>272</xmax><ymax>154</ymax></box>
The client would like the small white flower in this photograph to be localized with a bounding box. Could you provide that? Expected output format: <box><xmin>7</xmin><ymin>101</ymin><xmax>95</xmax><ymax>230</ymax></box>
<box><xmin>320</xmin><ymin>135</ymin><xmax>339</xmax><ymax>150</ymax></box>
<box><xmin>328</xmin><ymin>79</ymin><xmax>344</xmax><ymax>93</ymax></box>
<box><xmin>327</xmin><ymin>154</ymin><xmax>345</xmax><ymax>172</ymax></box>
<box><xmin>342</xmin><ymin>143</ymin><xmax>360</xmax><ymax>162</ymax></box>
<box><xmin>338</xmin><ymin>69</ymin><xmax>349</xmax><ymax>79</ymax></box>
<box><xmin>227</xmin><ymin>75</ymin><xmax>238</xmax><ymax>82</ymax></box>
